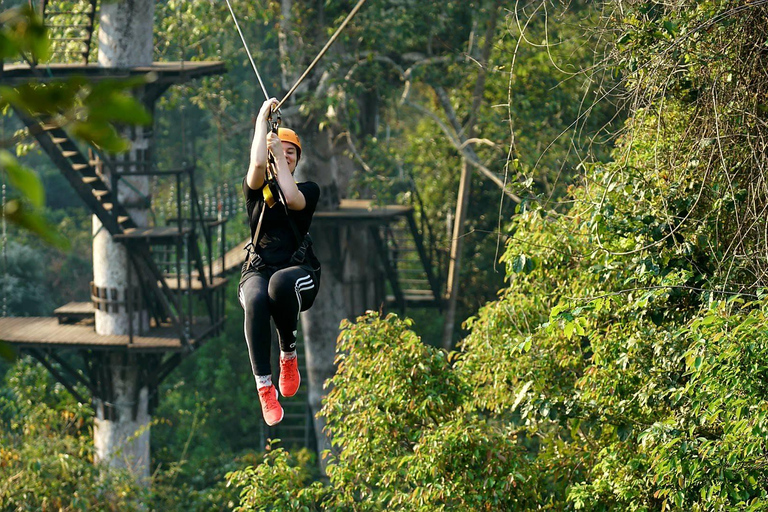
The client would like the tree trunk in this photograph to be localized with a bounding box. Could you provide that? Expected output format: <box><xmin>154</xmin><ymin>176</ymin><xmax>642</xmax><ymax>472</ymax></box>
<box><xmin>92</xmin><ymin>0</ymin><xmax>155</xmax><ymax>484</ymax></box>
<box><xmin>442</xmin><ymin>158</ymin><xmax>471</xmax><ymax>349</ymax></box>
<box><xmin>441</xmin><ymin>0</ymin><xmax>501</xmax><ymax>349</ymax></box>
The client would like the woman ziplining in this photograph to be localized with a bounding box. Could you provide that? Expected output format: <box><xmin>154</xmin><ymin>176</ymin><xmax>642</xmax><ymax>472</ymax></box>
<box><xmin>239</xmin><ymin>98</ymin><xmax>320</xmax><ymax>426</ymax></box>
<box><xmin>225</xmin><ymin>0</ymin><xmax>368</xmax><ymax>425</ymax></box>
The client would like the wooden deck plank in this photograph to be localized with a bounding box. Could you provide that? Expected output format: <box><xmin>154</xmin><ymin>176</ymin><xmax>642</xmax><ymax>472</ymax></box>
<box><xmin>0</xmin><ymin>61</ymin><xmax>226</xmax><ymax>85</ymax></box>
<box><xmin>54</xmin><ymin>302</ymin><xmax>95</xmax><ymax>315</ymax></box>
<box><xmin>313</xmin><ymin>199</ymin><xmax>412</xmax><ymax>223</ymax></box>
<box><xmin>0</xmin><ymin>317</ymin><xmax>217</xmax><ymax>351</ymax></box>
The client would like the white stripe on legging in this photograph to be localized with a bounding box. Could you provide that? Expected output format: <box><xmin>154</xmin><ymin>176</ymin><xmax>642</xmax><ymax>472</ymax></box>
<box><xmin>294</xmin><ymin>274</ymin><xmax>314</xmax><ymax>313</ymax></box>
<box><xmin>238</xmin><ymin>286</ymin><xmax>251</xmax><ymax>359</ymax></box>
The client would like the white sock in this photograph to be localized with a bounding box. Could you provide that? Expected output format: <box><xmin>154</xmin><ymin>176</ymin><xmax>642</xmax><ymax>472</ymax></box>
<box><xmin>281</xmin><ymin>350</ymin><xmax>297</xmax><ymax>361</ymax></box>
<box><xmin>255</xmin><ymin>374</ymin><xmax>272</xmax><ymax>389</ymax></box>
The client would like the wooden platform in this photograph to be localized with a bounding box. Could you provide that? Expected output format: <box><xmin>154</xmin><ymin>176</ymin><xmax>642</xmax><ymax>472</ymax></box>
<box><xmin>201</xmin><ymin>200</ymin><xmax>412</xmax><ymax>279</ymax></box>
<box><xmin>0</xmin><ymin>317</ymin><xmax>217</xmax><ymax>352</ymax></box>
<box><xmin>313</xmin><ymin>199</ymin><xmax>412</xmax><ymax>224</ymax></box>
<box><xmin>0</xmin><ymin>61</ymin><xmax>226</xmax><ymax>85</ymax></box>
<box><xmin>53</xmin><ymin>302</ymin><xmax>95</xmax><ymax>324</ymax></box>
<box><xmin>113</xmin><ymin>226</ymin><xmax>191</xmax><ymax>243</ymax></box>
<box><xmin>204</xmin><ymin>239</ymin><xmax>248</xmax><ymax>278</ymax></box>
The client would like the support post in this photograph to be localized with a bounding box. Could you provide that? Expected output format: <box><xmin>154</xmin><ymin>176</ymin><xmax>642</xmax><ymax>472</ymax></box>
<box><xmin>92</xmin><ymin>0</ymin><xmax>156</xmax><ymax>484</ymax></box>
<box><xmin>442</xmin><ymin>158</ymin><xmax>471</xmax><ymax>349</ymax></box>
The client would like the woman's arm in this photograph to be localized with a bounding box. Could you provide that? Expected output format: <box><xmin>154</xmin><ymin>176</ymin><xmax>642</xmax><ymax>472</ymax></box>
<box><xmin>246</xmin><ymin>98</ymin><xmax>278</xmax><ymax>190</ymax></box>
<box><xmin>267</xmin><ymin>132</ymin><xmax>306</xmax><ymax>210</ymax></box>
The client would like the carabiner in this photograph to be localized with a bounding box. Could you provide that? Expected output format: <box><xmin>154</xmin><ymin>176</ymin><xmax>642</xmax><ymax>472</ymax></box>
<box><xmin>269</xmin><ymin>108</ymin><xmax>282</xmax><ymax>134</ymax></box>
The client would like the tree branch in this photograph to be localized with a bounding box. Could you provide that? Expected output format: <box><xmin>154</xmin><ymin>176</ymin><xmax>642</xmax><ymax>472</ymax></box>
<box><xmin>430</xmin><ymin>86</ymin><xmax>521</xmax><ymax>203</ymax></box>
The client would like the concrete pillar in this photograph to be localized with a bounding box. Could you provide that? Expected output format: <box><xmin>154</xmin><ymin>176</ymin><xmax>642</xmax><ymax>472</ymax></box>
<box><xmin>92</xmin><ymin>0</ymin><xmax>155</xmax><ymax>482</ymax></box>
<box><xmin>93</xmin><ymin>354</ymin><xmax>151</xmax><ymax>482</ymax></box>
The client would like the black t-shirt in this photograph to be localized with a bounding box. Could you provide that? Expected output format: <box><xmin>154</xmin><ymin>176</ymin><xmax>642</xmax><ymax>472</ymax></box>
<box><xmin>243</xmin><ymin>177</ymin><xmax>321</xmax><ymax>266</ymax></box>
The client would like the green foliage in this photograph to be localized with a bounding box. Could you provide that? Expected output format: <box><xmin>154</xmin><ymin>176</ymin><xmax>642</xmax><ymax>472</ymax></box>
<box><xmin>229</xmin><ymin>313</ymin><xmax>539</xmax><ymax>510</ymax></box>
<box><xmin>227</xmin><ymin>446</ymin><xmax>325</xmax><ymax>512</ymax></box>
<box><xmin>0</xmin><ymin>6</ymin><xmax>150</xmax><ymax>251</ymax></box>
<box><xmin>0</xmin><ymin>360</ymin><xmax>143</xmax><ymax>510</ymax></box>
<box><xmin>0</xmin><ymin>6</ymin><xmax>48</xmax><ymax>62</ymax></box>
<box><xmin>228</xmin><ymin>2</ymin><xmax>768</xmax><ymax>508</ymax></box>
<box><xmin>0</xmin><ymin>241</ymin><xmax>55</xmax><ymax>316</ymax></box>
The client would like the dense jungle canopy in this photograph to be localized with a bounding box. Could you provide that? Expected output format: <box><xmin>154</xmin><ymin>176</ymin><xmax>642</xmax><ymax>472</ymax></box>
<box><xmin>2</xmin><ymin>0</ymin><xmax>768</xmax><ymax>510</ymax></box>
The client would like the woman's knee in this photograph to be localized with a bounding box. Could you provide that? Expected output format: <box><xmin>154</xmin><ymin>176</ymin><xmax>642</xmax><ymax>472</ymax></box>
<box><xmin>268</xmin><ymin>270</ymin><xmax>311</xmax><ymax>306</ymax></box>
<box><xmin>240</xmin><ymin>284</ymin><xmax>269</xmax><ymax>311</ymax></box>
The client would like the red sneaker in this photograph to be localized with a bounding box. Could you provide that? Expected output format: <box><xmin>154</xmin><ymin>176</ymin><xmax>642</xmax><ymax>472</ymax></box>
<box><xmin>279</xmin><ymin>356</ymin><xmax>301</xmax><ymax>398</ymax></box>
<box><xmin>257</xmin><ymin>385</ymin><xmax>284</xmax><ymax>426</ymax></box>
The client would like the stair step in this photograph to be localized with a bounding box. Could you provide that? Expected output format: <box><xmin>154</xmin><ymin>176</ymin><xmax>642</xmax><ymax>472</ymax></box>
<box><xmin>51</xmin><ymin>136</ymin><xmax>68</xmax><ymax>144</ymax></box>
<box><xmin>82</xmin><ymin>176</ymin><xmax>99</xmax><ymax>184</ymax></box>
<box><xmin>47</xmin><ymin>24</ymin><xmax>93</xmax><ymax>29</ymax></box>
<box><xmin>71</xmin><ymin>163</ymin><xmax>90</xmax><ymax>171</ymax></box>
<box><xmin>92</xmin><ymin>189</ymin><xmax>109</xmax><ymax>198</ymax></box>
<box><xmin>53</xmin><ymin>301</ymin><xmax>95</xmax><ymax>324</ymax></box>
<box><xmin>46</xmin><ymin>10</ymin><xmax>94</xmax><ymax>16</ymax></box>
<box><xmin>118</xmin><ymin>216</ymin><xmax>131</xmax><ymax>223</ymax></box>
<box><xmin>51</xmin><ymin>37</ymin><xmax>89</xmax><ymax>43</ymax></box>
<box><xmin>102</xmin><ymin>203</ymin><xmax>113</xmax><ymax>211</ymax></box>
<box><xmin>113</xmin><ymin>226</ymin><xmax>191</xmax><ymax>242</ymax></box>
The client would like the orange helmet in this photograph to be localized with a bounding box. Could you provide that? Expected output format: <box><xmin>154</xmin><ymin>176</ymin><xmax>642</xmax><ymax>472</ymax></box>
<box><xmin>277</xmin><ymin>127</ymin><xmax>302</xmax><ymax>161</ymax></box>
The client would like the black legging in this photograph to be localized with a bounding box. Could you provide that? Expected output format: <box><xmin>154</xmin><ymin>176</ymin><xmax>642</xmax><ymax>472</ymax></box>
<box><xmin>238</xmin><ymin>264</ymin><xmax>319</xmax><ymax>376</ymax></box>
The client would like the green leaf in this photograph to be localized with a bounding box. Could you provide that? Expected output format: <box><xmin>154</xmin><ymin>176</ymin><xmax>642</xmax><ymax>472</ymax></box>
<box><xmin>511</xmin><ymin>380</ymin><xmax>533</xmax><ymax>411</ymax></box>
<box><xmin>0</xmin><ymin>341</ymin><xmax>16</xmax><ymax>362</ymax></box>
<box><xmin>511</xmin><ymin>254</ymin><xmax>535</xmax><ymax>274</ymax></box>
<box><xmin>3</xmin><ymin>199</ymin><xmax>70</xmax><ymax>250</ymax></box>
<box><xmin>83</xmin><ymin>85</ymin><xmax>152</xmax><ymax>126</ymax></box>
<box><xmin>71</xmin><ymin>120</ymin><xmax>131</xmax><ymax>153</ymax></box>
<box><xmin>0</xmin><ymin>32</ymin><xmax>20</xmax><ymax>61</ymax></box>
<box><xmin>0</xmin><ymin>150</ymin><xmax>44</xmax><ymax>207</ymax></box>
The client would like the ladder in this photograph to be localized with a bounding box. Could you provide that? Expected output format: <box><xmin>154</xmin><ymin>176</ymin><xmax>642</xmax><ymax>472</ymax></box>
<box><xmin>40</xmin><ymin>0</ymin><xmax>98</xmax><ymax>65</ymax></box>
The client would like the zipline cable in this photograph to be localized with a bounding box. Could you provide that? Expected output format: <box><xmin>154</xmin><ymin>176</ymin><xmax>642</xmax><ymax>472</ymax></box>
<box><xmin>223</xmin><ymin>0</ymin><xmax>368</xmax><ymax>110</ymax></box>
<box><xmin>223</xmin><ymin>0</ymin><xmax>271</xmax><ymax>101</ymax></box>
<box><xmin>275</xmin><ymin>0</ymin><xmax>368</xmax><ymax>110</ymax></box>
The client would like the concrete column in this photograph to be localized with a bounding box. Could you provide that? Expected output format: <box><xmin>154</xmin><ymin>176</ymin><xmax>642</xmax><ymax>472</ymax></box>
<box><xmin>92</xmin><ymin>0</ymin><xmax>155</xmax><ymax>482</ymax></box>
<box><xmin>93</xmin><ymin>354</ymin><xmax>151</xmax><ymax>482</ymax></box>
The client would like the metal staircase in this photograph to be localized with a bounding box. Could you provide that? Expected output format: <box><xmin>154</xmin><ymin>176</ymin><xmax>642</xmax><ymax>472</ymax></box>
<box><xmin>381</xmin><ymin>178</ymin><xmax>445</xmax><ymax>312</ymax></box>
<box><xmin>16</xmin><ymin>109</ymin><xmax>226</xmax><ymax>348</ymax></box>
<box><xmin>383</xmin><ymin>212</ymin><xmax>443</xmax><ymax>310</ymax></box>
<box><xmin>40</xmin><ymin>0</ymin><xmax>98</xmax><ymax>64</ymax></box>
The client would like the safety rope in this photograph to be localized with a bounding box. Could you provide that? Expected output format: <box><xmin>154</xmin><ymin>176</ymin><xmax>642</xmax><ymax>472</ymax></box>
<box><xmin>223</xmin><ymin>0</ymin><xmax>271</xmax><ymax>101</ymax></box>
<box><xmin>276</xmin><ymin>0</ymin><xmax>367</xmax><ymax>110</ymax></box>
<box><xmin>224</xmin><ymin>0</ymin><xmax>368</xmax><ymax>109</ymax></box>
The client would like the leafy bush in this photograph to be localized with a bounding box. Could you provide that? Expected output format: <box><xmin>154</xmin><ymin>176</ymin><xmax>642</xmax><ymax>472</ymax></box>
<box><xmin>0</xmin><ymin>361</ymin><xmax>143</xmax><ymax>510</ymax></box>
